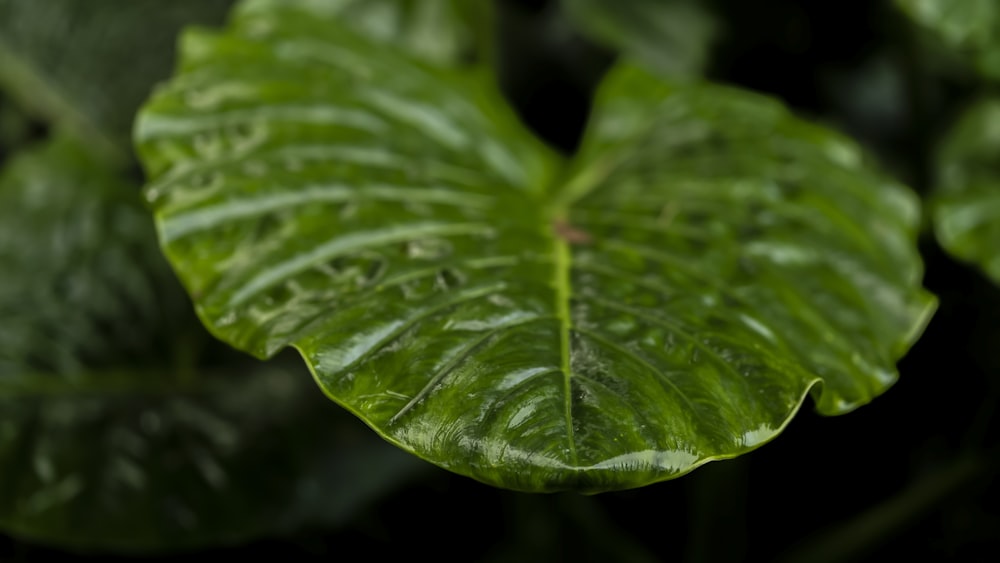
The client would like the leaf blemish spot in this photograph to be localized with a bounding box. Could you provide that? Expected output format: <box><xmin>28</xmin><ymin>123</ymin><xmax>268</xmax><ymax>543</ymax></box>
<box><xmin>554</xmin><ymin>219</ymin><xmax>592</xmax><ymax>245</ymax></box>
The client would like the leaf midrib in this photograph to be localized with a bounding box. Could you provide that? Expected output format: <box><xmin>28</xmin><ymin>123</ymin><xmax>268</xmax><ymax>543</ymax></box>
<box><xmin>552</xmin><ymin>218</ymin><xmax>578</xmax><ymax>466</ymax></box>
<box><xmin>545</xmin><ymin>150</ymin><xmax>626</xmax><ymax>468</ymax></box>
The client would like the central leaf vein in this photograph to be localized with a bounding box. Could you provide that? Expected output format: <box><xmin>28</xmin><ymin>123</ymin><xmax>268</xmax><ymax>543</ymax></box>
<box><xmin>552</xmin><ymin>221</ymin><xmax>578</xmax><ymax>466</ymax></box>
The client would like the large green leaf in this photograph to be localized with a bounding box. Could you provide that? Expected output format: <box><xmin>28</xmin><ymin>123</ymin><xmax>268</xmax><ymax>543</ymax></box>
<box><xmin>136</xmin><ymin>0</ymin><xmax>935</xmax><ymax>492</ymax></box>
<box><xmin>895</xmin><ymin>0</ymin><xmax>1000</xmax><ymax>80</ymax></box>
<box><xmin>0</xmin><ymin>0</ymin><xmax>235</xmax><ymax>159</ymax></box>
<box><xmin>932</xmin><ymin>98</ymin><xmax>1000</xmax><ymax>283</ymax></box>
<box><xmin>0</xmin><ymin>137</ymin><xmax>423</xmax><ymax>551</ymax></box>
<box><xmin>563</xmin><ymin>0</ymin><xmax>717</xmax><ymax>77</ymax></box>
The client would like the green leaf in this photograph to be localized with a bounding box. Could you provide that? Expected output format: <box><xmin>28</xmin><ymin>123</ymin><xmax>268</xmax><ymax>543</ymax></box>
<box><xmin>136</xmin><ymin>1</ymin><xmax>935</xmax><ymax>493</ymax></box>
<box><xmin>0</xmin><ymin>138</ymin><xmax>424</xmax><ymax>551</ymax></box>
<box><xmin>932</xmin><ymin>98</ymin><xmax>1000</xmax><ymax>283</ymax></box>
<box><xmin>563</xmin><ymin>0</ymin><xmax>717</xmax><ymax>77</ymax></box>
<box><xmin>895</xmin><ymin>0</ymin><xmax>1000</xmax><ymax>80</ymax></box>
<box><xmin>0</xmin><ymin>0</ymin><xmax>235</xmax><ymax>160</ymax></box>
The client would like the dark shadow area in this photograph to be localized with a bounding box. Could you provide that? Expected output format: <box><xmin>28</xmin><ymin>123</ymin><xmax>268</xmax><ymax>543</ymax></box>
<box><xmin>496</xmin><ymin>0</ymin><xmax>614</xmax><ymax>154</ymax></box>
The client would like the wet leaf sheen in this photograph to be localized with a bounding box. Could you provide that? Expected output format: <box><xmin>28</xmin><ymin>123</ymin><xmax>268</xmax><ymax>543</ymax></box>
<box><xmin>136</xmin><ymin>0</ymin><xmax>935</xmax><ymax>492</ymax></box>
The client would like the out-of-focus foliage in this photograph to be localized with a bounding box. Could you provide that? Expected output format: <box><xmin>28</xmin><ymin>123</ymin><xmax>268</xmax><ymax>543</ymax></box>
<box><xmin>563</xmin><ymin>0</ymin><xmax>717</xmax><ymax>77</ymax></box>
<box><xmin>0</xmin><ymin>92</ymin><xmax>33</xmax><ymax>157</ymax></box>
<box><xmin>932</xmin><ymin>98</ymin><xmax>1000</xmax><ymax>284</ymax></box>
<box><xmin>895</xmin><ymin>0</ymin><xmax>1000</xmax><ymax>80</ymax></box>
<box><xmin>0</xmin><ymin>137</ymin><xmax>423</xmax><ymax>551</ymax></box>
<box><xmin>0</xmin><ymin>0</ymin><xmax>236</xmax><ymax>159</ymax></box>
<box><xmin>235</xmin><ymin>0</ymin><xmax>492</xmax><ymax>66</ymax></box>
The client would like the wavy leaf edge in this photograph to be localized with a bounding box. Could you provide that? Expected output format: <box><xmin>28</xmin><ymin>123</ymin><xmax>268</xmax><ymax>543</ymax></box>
<box><xmin>138</xmin><ymin>0</ymin><xmax>937</xmax><ymax>493</ymax></box>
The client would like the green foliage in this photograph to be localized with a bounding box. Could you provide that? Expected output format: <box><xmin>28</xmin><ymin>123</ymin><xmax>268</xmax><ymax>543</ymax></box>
<box><xmin>0</xmin><ymin>137</ymin><xmax>422</xmax><ymax>550</ymax></box>
<box><xmin>895</xmin><ymin>0</ymin><xmax>1000</xmax><ymax>80</ymax></box>
<box><xmin>564</xmin><ymin>0</ymin><xmax>717</xmax><ymax>77</ymax></box>
<box><xmin>0</xmin><ymin>0</ymin><xmax>235</xmax><ymax>159</ymax></box>
<box><xmin>235</xmin><ymin>0</ymin><xmax>492</xmax><ymax>66</ymax></box>
<box><xmin>136</xmin><ymin>0</ymin><xmax>933</xmax><ymax>492</ymax></box>
<box><xmin>932</xmin><ymin>98</ymin><xmax>1000</xmax><ymax>284</ymax></box>
<box><xmin>4</xmin><ymin>0</ymin><xmax>1000</xmax><ymax>555</ymax></box>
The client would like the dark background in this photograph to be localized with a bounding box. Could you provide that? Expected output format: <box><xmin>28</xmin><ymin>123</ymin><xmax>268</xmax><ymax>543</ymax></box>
<box><xmin>2</xmin><ymin>0</ymin><xmax>998</xmax><ymax>561</ymax></box>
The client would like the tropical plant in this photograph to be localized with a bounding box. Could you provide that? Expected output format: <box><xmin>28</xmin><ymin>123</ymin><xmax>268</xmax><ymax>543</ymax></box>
<box><xmin>1</xmin><ymin>0</ymin><xmax>997</xmax><ymax>561</ymax></box>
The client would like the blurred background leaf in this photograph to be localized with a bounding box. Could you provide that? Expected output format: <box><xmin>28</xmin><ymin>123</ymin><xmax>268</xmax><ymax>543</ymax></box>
<box><xmin>0</xmin><ymin>0</ymin><xmax>236</xmax><ymax>161</ymax></box>
<box><xmin>931</xmin><ymin>98</ymin><xmax>1000</xmax><ymax>284</ymax></box>
<box><xmin>563</xmin><ymin>0</ymin><xmax>717</xmax><ymax>78</ymax></box>
<box><xmin>235</xmin><ymin>0</ymin><xmax>493</xmax><ymax>67</ymax></box>
<box><xmin>894</xmin><ymin>0</ymin><xmax>1000</xmax><ymax>81</ymax></box>
<box><xmin>0</xmin><ymin>136</ymin><xmax>426</xmax><ymax>552</ymax></box>
<box><xmin>0</xmin><ymin>91</ymin><xmax>36</xmax><ymax>162</ymax></box>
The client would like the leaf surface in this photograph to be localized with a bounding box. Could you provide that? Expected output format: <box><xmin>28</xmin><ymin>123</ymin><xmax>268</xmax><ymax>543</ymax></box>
<box><xmin>136</xmin><ymin>0</ymin><xmax>935</xmax><ymax>492</ymax></box>
<box><xmin>932</xmin><ymin>98</ymin><xmax>1000</xmax><ymax>283</ymax></box>
<box><xmin>895</xmin><ymin>0</ymin><xmax>1000</xmax><ymax>80</ymax></box>
<box><xmin>0</xmin><ymin>138</ymin><xmax>422</xmax><ymax>550</ymax></box>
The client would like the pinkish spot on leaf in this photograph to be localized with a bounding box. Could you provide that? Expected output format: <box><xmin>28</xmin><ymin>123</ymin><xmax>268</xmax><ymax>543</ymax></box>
<box><xmin>554</xmin><ymin>219</ymin><xmax>592</xmax><ymax>245</ymax></box>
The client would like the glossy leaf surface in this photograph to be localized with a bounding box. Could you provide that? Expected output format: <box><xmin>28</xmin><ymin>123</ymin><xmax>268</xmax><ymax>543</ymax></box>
<box><xmin>563</xmin><ymin>0</ymin><xmax>717</xmax><ymax>77</ymax></box>
<box><xmin>0</xmin><ymin>138</ymin><xmax>422</xmax><ymax>550</ymax></box>
<box><xmin>932</xmin><ymin>98</ymin><xmax>1000</xmax><ymax>283</ymax></box>
<box><xmin>895</xmin><ymin>0</ymin><xmax>1000</xmax><ymax>80</ymax></box>
<box><xmin>136</xmin><ymin>0</ymin><xmax>935</xmax><ymax>492</ymax></box>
